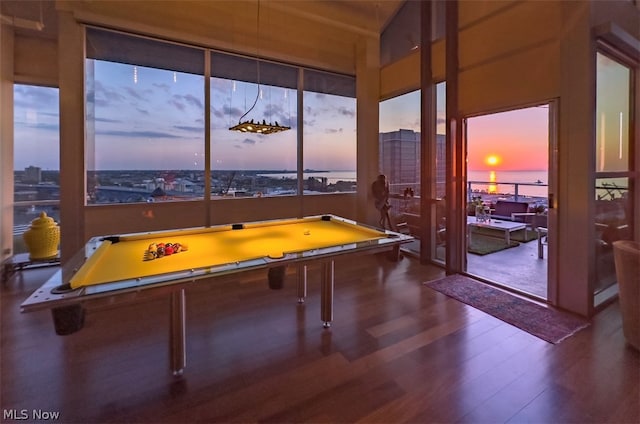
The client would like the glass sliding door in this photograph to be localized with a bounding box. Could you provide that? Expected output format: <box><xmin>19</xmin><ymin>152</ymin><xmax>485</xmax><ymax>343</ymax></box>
<box><xmin>465</xmin><ymin>105</ymin><xmax>550</xmax><ymax>299</ymax></box>
<box><xmin>594</xmin><ymin>51</ymin><xmax>635</xmax><ymax>306</ymax></box>
<box><xmin>378</xmin><ymin>85</ymin><xmax>446</xmax><ymax>262</ymax></box>
<box><xmin>379</xmin><ymin>91</ymin><xmax>421</xmax><ymax>255</ymax></box>
<box><xmin>434</xmin><ymin>82</ymin><xmax>447</xmax><ymax>263</ymax></box>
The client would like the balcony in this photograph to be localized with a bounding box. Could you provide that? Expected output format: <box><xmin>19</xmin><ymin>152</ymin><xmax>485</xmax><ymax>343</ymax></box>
<box><xmin>387</xmin><ymin>180</ymin><xmax>549</xmax><ymax>299</ymax></box>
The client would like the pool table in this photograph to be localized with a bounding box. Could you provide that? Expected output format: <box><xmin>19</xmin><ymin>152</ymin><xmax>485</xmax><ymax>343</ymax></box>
<box><xmin>21</xmin><ymin>215</ymin><xmax>412</xmax><ymax>375</ymax></box>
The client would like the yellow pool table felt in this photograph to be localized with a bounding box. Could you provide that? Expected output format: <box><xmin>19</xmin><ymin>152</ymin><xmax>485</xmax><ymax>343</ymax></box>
<box><xmin>70</xmin><ymin>217</ymin><xmax>388</xmax><ymax>289</ymax></box>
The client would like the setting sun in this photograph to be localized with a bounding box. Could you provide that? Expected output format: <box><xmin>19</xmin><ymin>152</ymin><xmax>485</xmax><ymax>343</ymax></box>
<box><xmin>485</xmin><ymin>155</ymin><xmax>500</xmax><ymax>166</ymax></box>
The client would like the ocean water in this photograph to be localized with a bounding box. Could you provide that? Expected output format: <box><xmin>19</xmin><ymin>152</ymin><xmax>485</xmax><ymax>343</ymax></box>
<box><xmin>261</xmin><ymin>170</ymin><xmax>550</xmax><ymax>198</ymax></box>
<box><xmin>468</xmin><ymin>170</ymin><xmax>548</xmax><ymax>198</ymax></box>
<box><xmin>260</xmin><ymin>171</ymin><xmax>357</xmax><ymax>185</ymax></box>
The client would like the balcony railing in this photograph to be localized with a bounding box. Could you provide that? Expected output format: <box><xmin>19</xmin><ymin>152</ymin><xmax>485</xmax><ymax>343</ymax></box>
<box><xmin>467</xmin><ymin>180</ymin><xmax>548</xmax><ymax>204</ymax></box>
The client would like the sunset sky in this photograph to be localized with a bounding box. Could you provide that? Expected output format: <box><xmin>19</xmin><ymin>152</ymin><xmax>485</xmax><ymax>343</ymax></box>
<box><xmin>380</xmin><ymin>85</ymin><xmax>549</xmax><ymax>172</ymax></box>
<box><xmin>466</xmin><ymin>106</ymin><xmax>549</xmax><ymax>171</ymax></box>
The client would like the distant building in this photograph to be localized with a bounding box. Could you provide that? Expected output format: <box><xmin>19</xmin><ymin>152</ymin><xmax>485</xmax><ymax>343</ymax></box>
<box><xmin>378</xmin><ymin>130</ymin><xmax>447</xmax><ymax>198</ymax></box>
<box><xmin>379</xmin><ymin>129</ymin><xmax>420</xmax><ymax>195</ymax></box>
<box><xmin>24</xmin><ymin>166</ymin><xmax>42</xmax><ymax>184</ymax></box>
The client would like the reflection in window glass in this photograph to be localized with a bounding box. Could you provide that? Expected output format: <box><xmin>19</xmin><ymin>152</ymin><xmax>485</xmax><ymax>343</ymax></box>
<box><xmin>13</xmin><ymin>85</ymin><xmax>60</xmax><ymax>253</ymax></box>
<box><xmin>211</xmin><ymin>78</ymin><xmax>297</xmax><ymax>197</ymax></box>
<box><xmin>379</xmin><ymin>91</ymin><xmax>421</xmax><ymax>198</ymax></box>
<box><xmin>594</xmin><ymin>177</ymin><xmax>631</xmax><ymax>291</ymax></box>
<box><xmin>596</xmin><ymin>52</ymin><xmax>630</xmax><ymax>173</ymax></box>
<box><xmin>594</xmin><ymin>51</ymin><xmax>635</xmax><ymax>302</ymax></box>
<box><xmin>86</xmin><ymin>60</ymin><xmax>205</xmax><ymax>204</ymax></box>
<box><xmin>435</xmin><ymin>82</ymin><xmax>446</xmax><ymax>262</ymax></box>
<box><xmin>303</xmin><ymin>92</ymin><xmax>356</xmax><ymax>193</ymax></box>
<box><xmin>379</xmin><ymin>91</ymin><xmax>421</xmax><ymax>257</ymax></box>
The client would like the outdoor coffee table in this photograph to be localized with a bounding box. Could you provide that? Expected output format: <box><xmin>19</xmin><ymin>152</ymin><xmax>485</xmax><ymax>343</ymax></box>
<box><xmin>467</xmin><ymin>216</ymin><xmax>527</xmax><ymax>245</ymax></box>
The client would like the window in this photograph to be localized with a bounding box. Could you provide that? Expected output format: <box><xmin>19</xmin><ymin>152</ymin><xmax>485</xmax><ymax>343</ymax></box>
<box><xmin>594</xmin><ymin>51</ymin><xmax>635</xmax><ymax>300</ymax></box>
<box><xmin>85</xmin><ymin>27</ymin><xmax>354</xmax><ymax>203</ymax></box>
<box><xmin>85</xmin><ymin>28</ymin><xmax>205</xmax><ymax>204</ymax></box>
<box><xmin>379</xmin><ymin>91</ymin><xmax>421</xmax><ymax>198</ymax></box>
<box><xmin>13</xmin><ymin>85</ymin><xmax>60</xmax><ymax>254</ymax></box>
<box><xmin>303</xmin><ymin>69</ymin><xmax>356</xmax><ymax>194</ymax></box>
<box><xmin>210</xmin><ymin>53</ymin><xmax>298</xmax><ymax>197</ymax></box>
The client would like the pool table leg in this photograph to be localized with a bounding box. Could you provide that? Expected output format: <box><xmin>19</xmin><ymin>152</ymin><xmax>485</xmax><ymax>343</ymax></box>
<box><xmin>320</xmin><ymin>260</ymin><xmax>334</xmax><ymax>328</ymax></box>
<box><xmin>297</xmin><ymin>265</ymin><xmax>307</xmax><ymax>303</ymax></box>
<box><xmin>169</xmin><ymin>288</ymin><xmax>186</xmax><ymax>376</ymax></box>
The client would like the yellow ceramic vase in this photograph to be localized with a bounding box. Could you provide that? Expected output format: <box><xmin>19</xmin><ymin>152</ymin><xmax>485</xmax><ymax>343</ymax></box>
<box><xmin>23</xmin><ymin>211</ymin><xmax>60</xmax><ymax>260</ymax></box>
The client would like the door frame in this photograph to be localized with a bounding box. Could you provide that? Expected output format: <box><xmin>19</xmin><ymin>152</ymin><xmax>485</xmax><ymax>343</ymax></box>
<box><xmin>457</xmin><ymin>101</ymin><xmax>559</xmax><ymax>302</ymax></box>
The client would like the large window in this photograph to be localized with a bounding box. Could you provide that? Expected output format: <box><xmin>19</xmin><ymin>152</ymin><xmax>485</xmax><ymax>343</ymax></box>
<box><xmin>210</xmin><ymin>53</ymin><xmax>298</xmax><ymax>198</ymax></box>
<box><xmin>379</xmin><ymin>91</ymin><xmax>421</xmax><ymax>198</ymax></box>
<box><xmin>379</xmin><ymin>91</ymin><xmax>421</xmax><ymax>255</ymax></box>
<box><xmin>85</xmin><ymin>28</ymin><xmax>355</xmax><ymax>203</ymax></box>
<box><xmin>303</xmin><ymin>69</ymin><xmax>357</xmax><ymax>194</ymax></box>
<box><xmin>85</xmin><ymin>28</ymin><xmax>205</xmax><ymax>204</ymax></box>
<box><xmin>594</xmin><ymin>51</ymin><xmax>635</xmax><ymax>300</ymax></box>
<box><xmin>13</xmin><ymin>85</ymin><xmax>60</xmax><ymax>254</ymax></box>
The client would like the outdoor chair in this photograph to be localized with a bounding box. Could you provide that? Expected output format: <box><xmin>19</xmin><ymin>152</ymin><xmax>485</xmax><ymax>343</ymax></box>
<box><xmin>492</xmin><ymin>200</ymin><xmax>529</xmax><ymax>221</ymax></box>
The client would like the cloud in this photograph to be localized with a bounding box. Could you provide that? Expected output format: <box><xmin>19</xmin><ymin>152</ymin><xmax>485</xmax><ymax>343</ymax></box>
<box><xmin>13</xmin><ymin>85</ymin><xmax>58</xmax><ymax>108</ymax></box>
<box><xmin>95</xmin><ymin>117</ymin><xmax>120</xmax><ymax>123</ymax></box>
<box><xmin>174</xmin><ymin>125</ymin><xmax>204</xmax><ymax>133</ymax></box>
<box><xmin>96</xmin><ymin>130</ymin><xmax>181</xmax><ymax>139</ymax></box>
<box><xmin>125</xmin><ymin>86</ymin><xmax>151</xmax><ymax>101</ymax></box>
<box><xmin>94</xmin><ymin>81</ymin><xmax>125</xmax><ymax>104</ymax></box>
<box><xmin>171</xmin><ymin>94</ymin><xmax>203</xmax><ymax>112</ymax></box>
<box><xmin>137</xmin><ymin>108</ymin><xmax>150</xmax><ymax>115</ymax></box>
<box><xmin>337</xmin><ymin>106</ymin><xmax>355</xmax><ymax>118</ymax></box>
<box><xmin>153</xmin><ymin>83</ymin><xmax>170</xmax><ymax>92</ymax></box>
<box><xmin>183</xmin><ymin>94</ymin><xmax>203</xmax><ymax>110</ymax></box>
<box><xmin>212</xmin><ymin>104</ymin><xmax>244</xmax><ymax>119</ymax></box>
<box><xmin>15</xmin><ymin>122</ymin><xmax>59</xmax><ymax>131</ymax></box>
<box><xmin>325</xmin><ymin>128</ymin><xmax>343</xmax><ymax>134</ymax></box>
<box><xmin>242</xmin><ymin>138</ymin><xmax>256</xmax><ymax>145</ymax></box>
<box><xmin>169</xmin><ymin>98</ymin><xmax>186</xmax><ymax>111</ymax></box>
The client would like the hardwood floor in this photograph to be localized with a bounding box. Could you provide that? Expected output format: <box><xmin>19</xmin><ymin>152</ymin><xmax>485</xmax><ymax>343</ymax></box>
<box><xmin>2</xmin><ymin>254</ymin><xmax>638</xmax><ymax>423</ymax></box>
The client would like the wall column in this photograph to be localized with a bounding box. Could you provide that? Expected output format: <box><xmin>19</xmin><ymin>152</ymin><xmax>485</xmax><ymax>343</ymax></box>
<box><xmin>356</xmin><ymin>35</ymin><xmax>380</xmax><ymax>226</ymax></box>
<box><xmin>0</xmin><ymin>24</ymin><xmax>14</xmax><ymax>262</ymax></box>
<box><xmin>555</xmin><ymin>1</ymin><xmax>593</xmax><ymax>316</ymax></box>
<box><xmin>58</xmin><ymin>12</ymin><xmax>86</xmax><ymax>262</ymax></box>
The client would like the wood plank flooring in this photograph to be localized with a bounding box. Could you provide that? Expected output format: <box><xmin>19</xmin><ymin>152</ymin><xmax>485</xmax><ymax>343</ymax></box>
<box><xmin>1</xmin><ymin>254</ymin><xmax>638</xmax><ymax>423</ymax></box>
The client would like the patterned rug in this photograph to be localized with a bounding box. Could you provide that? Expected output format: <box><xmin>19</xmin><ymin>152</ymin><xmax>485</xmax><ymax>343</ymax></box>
<box><xmin>424</xmin><ymin>274</ymin><xmax>590</xmax><ymax>344</ymax></box>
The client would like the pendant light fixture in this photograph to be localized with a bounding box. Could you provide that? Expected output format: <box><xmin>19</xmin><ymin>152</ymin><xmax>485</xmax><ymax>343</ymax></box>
<box><xmin>229</xmin><ymin>0</ymin><xmax>290</xmax><ymax>135</ymax></box>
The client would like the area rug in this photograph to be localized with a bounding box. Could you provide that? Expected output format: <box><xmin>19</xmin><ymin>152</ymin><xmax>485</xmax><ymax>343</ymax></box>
<box><xmin>468</xmin><ymin>233</ymin><xmax>520</xmax><ymax>255</ymax></box>
<box><xmin>424</xmin><ymin>274</ymin><xmax>590</xmax><ymax>344</ymax></box>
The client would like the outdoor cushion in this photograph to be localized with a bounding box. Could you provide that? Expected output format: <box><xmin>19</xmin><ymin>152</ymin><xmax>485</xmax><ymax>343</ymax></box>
<box><xmin>492</xmin><ymin>200</ymin><xmax>529</xmax><ymax>221</ymax></box>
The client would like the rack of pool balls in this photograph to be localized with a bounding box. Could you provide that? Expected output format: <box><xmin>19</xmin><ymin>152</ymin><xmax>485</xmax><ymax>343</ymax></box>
<box><xmin>144</xmin><ymin>242</ymin><xmax>188</xmax><ymax>261</ymax></box>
